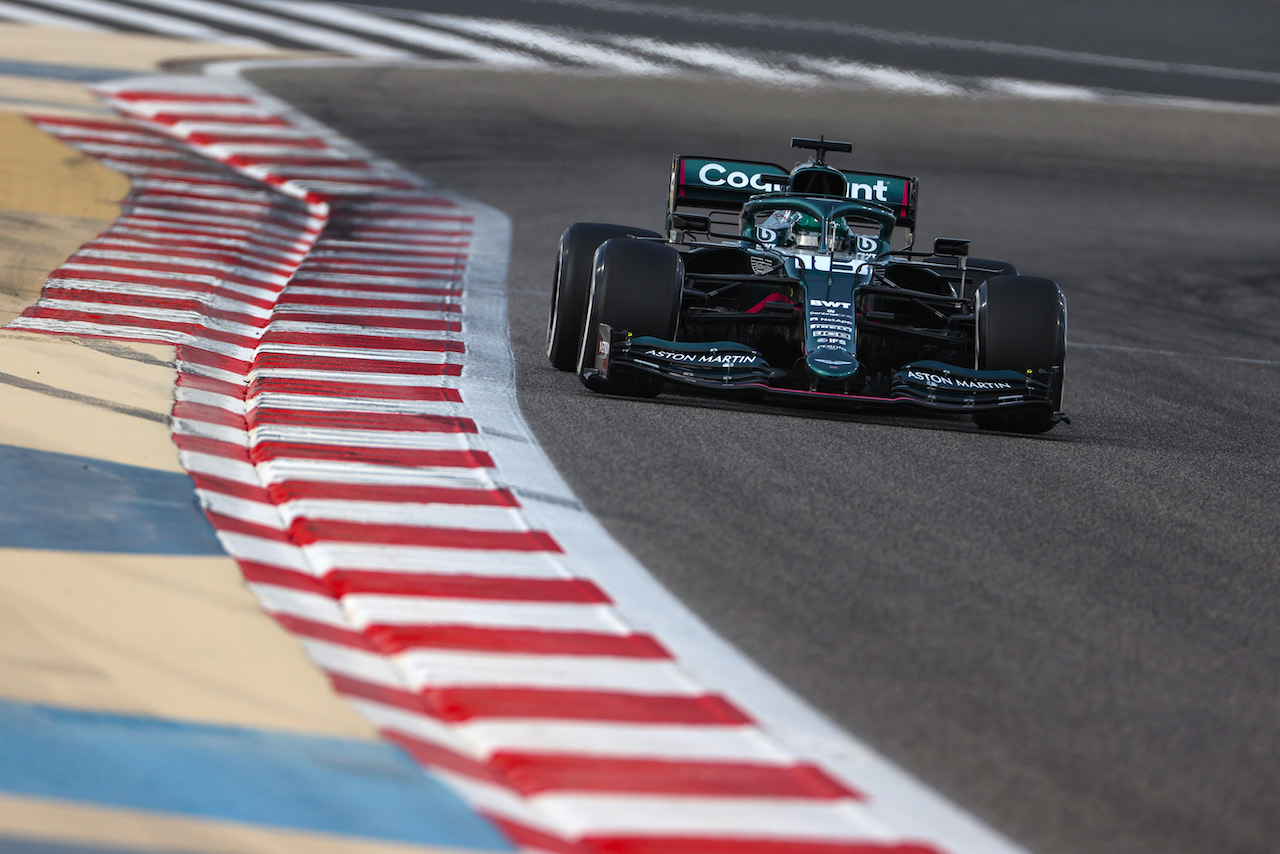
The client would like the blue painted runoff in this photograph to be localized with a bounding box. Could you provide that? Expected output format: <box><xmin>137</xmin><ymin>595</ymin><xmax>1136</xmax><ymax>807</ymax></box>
<box><xmin>0</xmin><ymin>443</ymin><xmax>224</xmax><ymax>555</ymax></box>
<box><xmin>0</xmin><ymin>699</ymin><xmax>513</xmax><ymax>851</ymax></box>
<box><xmin>0</xmin><ymin>836</ymin><xmax>203</xmax><ymax>854</ymax></box>
<box><xmin>0</xmin><ymin>61</ymin><xmax>123</xmax><ymax>83</ymax></box>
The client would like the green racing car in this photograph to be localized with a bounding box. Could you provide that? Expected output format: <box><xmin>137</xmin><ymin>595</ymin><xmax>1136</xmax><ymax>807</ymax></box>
<box><xmin>546</xmin><ymin>137</ymin><xmax>1068</xmax><ymax>433</ymax></box>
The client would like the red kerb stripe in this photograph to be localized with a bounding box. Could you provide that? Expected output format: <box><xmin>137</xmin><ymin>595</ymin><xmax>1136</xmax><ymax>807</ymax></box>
<box><xmin>325</xmin><ymin>571</ymin><xmax>608</xmax><ymax>603</ymax></box>
<box><xmin>227</xmin><ymin>153</ymin><xmax>371</xmax><ymax>169</ymax></box>
<box><xmin>365</xmin><ymin>624</ymin><xmax>670</xmax><ymax>659</ymax></box>
<box><xmin>487</xmin><ymin>753</ymin><xmax>860</xmax><ymax>799</ymax></box>
<box><xmin>287</xmin><ymin>519</ymin><xmax>555</xmax><ymax>552</ymax></box>
<box><xmin>265</xmin><ymin>479</ymin><xmax>506</xmax><ymax>505</ymax></box>
<box><xmin>241</xmin><ymin>564</ymin><xmax>606</xmax><ymax>604</ymax></box>
<box><xmin>258</xmin><ymin>331</ymin><xmax>464</xmax><ymax>352</ymax></box>
<box><xmin>420</xmin><ymin>687</ymin><xmax>752</xmax><ymax>725</ymax></box>
<box><xmin>190</xmin><ymin>472</ymin><xmax>272</xmax><ymax>504</ymax></box>
<box><xmin>248</xmin><ymin>441</ymin><xmax>488</xmax><ymax>468</ymax></box>
<box><xmin>248</xmin><ymin>408</ymin><xmax>473</xmax><ymax>433</ymax></box>
<box><xmin>251</xmin><ymin>353</ymin><xmax>461</xmax><ymax>377</ymax></box>
<box><xmin>203</xmin><ymin>510</ymin><xmax>290</xmax><ymax>543</ymax></box>
<box><xmin>272</xmin><ymin>613</ymin><xmax>375</xmax><ymax>651</ymax></box>
<box><xmin>380</xmin><ymin>730</ymin><xmax>505</xmax><ymax>786</ymax></box>
<box><xmin>173</xmin><ymin>432</ymin><xmax>252</xmax><ymax>462</ymax></box>
<box><xmin>273</xmin><ymin>313</ymin><xmax>461</xmax><ymax>333</ymax></box>
<box><xmin>324</xmin><ymin>674</ymin><xmax>751</xmax><ymax>725</ymax></box>
<box><xmin>581</xmin><ymin>839</ymin><xmax>944</xmax><ymax>854</ymax></box>
<box><xmin>187</xmin><ymin>132</ymin><xmax>328</xmax><ymax>147</ymax></box>
<box><xmin>150</xmin><ymin>112</ymin><xmax>289</xmax><ymax>126</ymax></box>
<box><xmin>173</xmin><ymin>400</ymin><xmax>245</xmax><ymax>430</ymax></box>
<box><xmin>248</xmin><ymin>378</ymin><xmax>461</xmax><ymax>402</ymax></box>
<box><xmin>113</xmin><ymin>91</ymin><xmax>258</xmax><ymax>103</ymax></box>
<box><xmin>276</xmin><ymin>294</ymin><xmax>460</xmax><ymax>312</ymax></box>
<box><xmin>177</xmin><ymin>372</ymin><xmax>247</xmax><ymax>400</ymax></box>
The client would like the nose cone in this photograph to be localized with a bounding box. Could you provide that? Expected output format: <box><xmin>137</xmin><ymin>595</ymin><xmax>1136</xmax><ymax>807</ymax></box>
<box><xmin>806</xmin><ymin>347</ymin><xmax>860</xmax><ymax>380</ymax></box>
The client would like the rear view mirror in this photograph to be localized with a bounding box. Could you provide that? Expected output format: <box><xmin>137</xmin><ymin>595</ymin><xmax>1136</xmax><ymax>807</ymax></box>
<box><xmin>933</xmin><ymin>237</ymin><xmax>970</xmax><ymax>258</ymax></box>
<box><xmin>670</xmin><ymin>213</ymin><xmax>710</xmax><ymax>233</ymax></box>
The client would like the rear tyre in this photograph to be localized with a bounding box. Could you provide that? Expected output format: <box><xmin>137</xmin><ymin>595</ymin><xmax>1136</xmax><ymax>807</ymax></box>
<box><xmin>578</xmin><ymin>237</ymin><xmax>683</xmax><ymax>397</ymax></box>
<box><xmin>547</xmin><ymin>222</ymin><xmax>662</xmax><ymax>370</ymax></box>
<box><xmin>973</xmin><ymin>275</ymin><xmax>1067</xmax><ymax>434</ymax></box>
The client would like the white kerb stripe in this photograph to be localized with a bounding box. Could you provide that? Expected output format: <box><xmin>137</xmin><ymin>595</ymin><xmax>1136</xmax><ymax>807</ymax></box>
<box><xmin>301</xmin><ymin>544</ymin><xmax>570</xmax><ymax>579</ymax></box>
<box><xmin>340</xmin><ymin>596</ymin><xmax>628</xmax><ymax>635</ymax></box>
<box><xmin>350</xmin><ymin>697</ymin><xmax>793</xmax><ymax>764</ymax></box>
<box><xmin>180</xmin><ymin>452</ymin><xmax>258</xmax><ymax>484</ymax></box>
<box><xmin>530</xmin><ymin>793</ymin><xmax>890</xmax><ymax>840</ymax></box>
<box><xmin>249</xmin><ymin>584</ymin><xmax>346</xmax><ymax>626</ymax></box>
<box><xmin>302</xmin><ymin>637</ymin><xmax>412</xmax><ymax>687</ymax></box>
<box><xmin>393</xmin><ymin>650</ymin><xmax>691</xmax><ymax>694</ymax></box>
<box><xmin>458</xmin><ymin>720</ymin><xmax>792</xmax><ymax>764</ymax></box>
<box><xmin>215</xmin><ymin>533</ymin><xmax>311</xmax><ymax>572</ymax></box>
<box><xmin>432</xmin><ymin>770</ymin><xmax>564</xmax><ymax>834</ymax></box>
<box><xmin>271</xmin><ymin>502</ymin><xmax>527</xmax><ymax>531</ymax></box>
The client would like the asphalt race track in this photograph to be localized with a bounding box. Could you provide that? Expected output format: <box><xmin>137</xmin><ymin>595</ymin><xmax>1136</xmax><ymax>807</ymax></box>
<box><xmin>247</xmin><ymin>13</ymin><xmax>1280</xmax><ymax>853</ymax></box>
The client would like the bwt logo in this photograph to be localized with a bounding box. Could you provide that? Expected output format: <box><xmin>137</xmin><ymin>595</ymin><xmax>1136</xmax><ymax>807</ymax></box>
<box><xmin>698</xmin><ymin>163</ymin><xmax>786</xmax><ymax>191</ymax></box>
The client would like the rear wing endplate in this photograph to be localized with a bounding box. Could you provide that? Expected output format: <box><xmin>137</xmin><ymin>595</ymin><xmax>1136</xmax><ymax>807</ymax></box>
<box><xmin>669</xmin><ymin>155</ymin><xmax>918</xmax><ymax>230</ymax></box>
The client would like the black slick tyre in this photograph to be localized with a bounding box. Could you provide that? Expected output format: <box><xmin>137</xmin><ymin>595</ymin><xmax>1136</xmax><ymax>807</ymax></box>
<box><xmin>973</xmin><ymin>275</ymin><xmax>1067</xmax><ymax>434</ymax></box>
<box><xmin>578</xmin><ymin>237</ymin><xmax>683</xmax><ymax>397</ymax></box>
<box><xmin>547</xmin><ymin>222</ymin><xmax>661</xmax><ymax>370</ymax></box>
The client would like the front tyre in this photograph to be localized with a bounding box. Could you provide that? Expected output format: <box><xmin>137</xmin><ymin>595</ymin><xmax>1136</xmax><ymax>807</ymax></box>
<box><xmin>973</xmin><ymin>275</ymin><xmax>1067</xmax><ymax>434</ymax></box>
<box><xmin>547</xmin><ymin>222</ymin><xmax>661</xmax><ymax>370</ymax></box>
<box><xmin>578</xmin><ymin>237</ymin><xmax>683</xmax><ymax>397</ymax></box>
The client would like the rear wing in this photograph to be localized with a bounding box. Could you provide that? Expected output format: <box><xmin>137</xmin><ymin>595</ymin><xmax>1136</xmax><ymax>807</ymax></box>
<box><xmin>669</xmin><ymin>155</ymin><xmax>918</xmax><ymax>230</ymax></box>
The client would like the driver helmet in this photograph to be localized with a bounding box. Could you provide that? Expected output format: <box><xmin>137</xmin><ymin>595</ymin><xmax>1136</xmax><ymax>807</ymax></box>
<box><xmin>789</xmin><ymin>212</ymin><xmax>823</xmax><ymax>249</ymax></box>
<box><xmin>757</xmin><ymin>210</ymin><xmax>833</xmax><ymax>250</ymax></box>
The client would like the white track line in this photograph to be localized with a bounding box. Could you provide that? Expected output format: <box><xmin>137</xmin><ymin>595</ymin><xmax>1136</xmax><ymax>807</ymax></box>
<box><xmin>608</xmin><ymin>34</ymin><xmax>822</xmax><ymax>86</ymax></box>
<box><xmin>417</xmin><ymin>13</ymin><xmax>668</xmax><ymax>75</ymax></box>
<box><xmin>0</xmin><ymin>0</ymin><xmax>104</xmax><ymax>29</ymax></box>
<box><xmin>532</xmin><ymin>0</ymin><xmax>1280</xmax><ymax>86</ymax></box>
<box><xmin>244</xmin><ymin>1</ymin><xmax>546</xmax><ymax>68</ymax></box>
<box><xmin>32</xmin><ymin>0</ymin><xmax>268</xmax><ymax>46</ymax></box>
<box><xmin>124</xmin><ymin>0</ymin><xmax>415</xmax><ymax>59</ymax></box>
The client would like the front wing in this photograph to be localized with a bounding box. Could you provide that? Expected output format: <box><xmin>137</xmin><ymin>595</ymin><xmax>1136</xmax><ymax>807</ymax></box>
<box><xmin>587</xmin><ymin>327</ymin><xmax>1064</xmax><ymax>418</ymax></box>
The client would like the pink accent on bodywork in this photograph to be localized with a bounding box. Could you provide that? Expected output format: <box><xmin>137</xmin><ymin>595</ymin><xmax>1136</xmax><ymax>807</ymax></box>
<box><xmin>747</xmin><ymin>293</ymin><xmax>794</xmax><ymax>313</ymax></box>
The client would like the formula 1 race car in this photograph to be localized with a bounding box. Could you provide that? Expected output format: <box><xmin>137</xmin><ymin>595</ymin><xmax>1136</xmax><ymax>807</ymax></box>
<box><xmin>547</xmin><ymin>137</ymin><xmax>1067</xmax><ymax>433</ymax></box>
